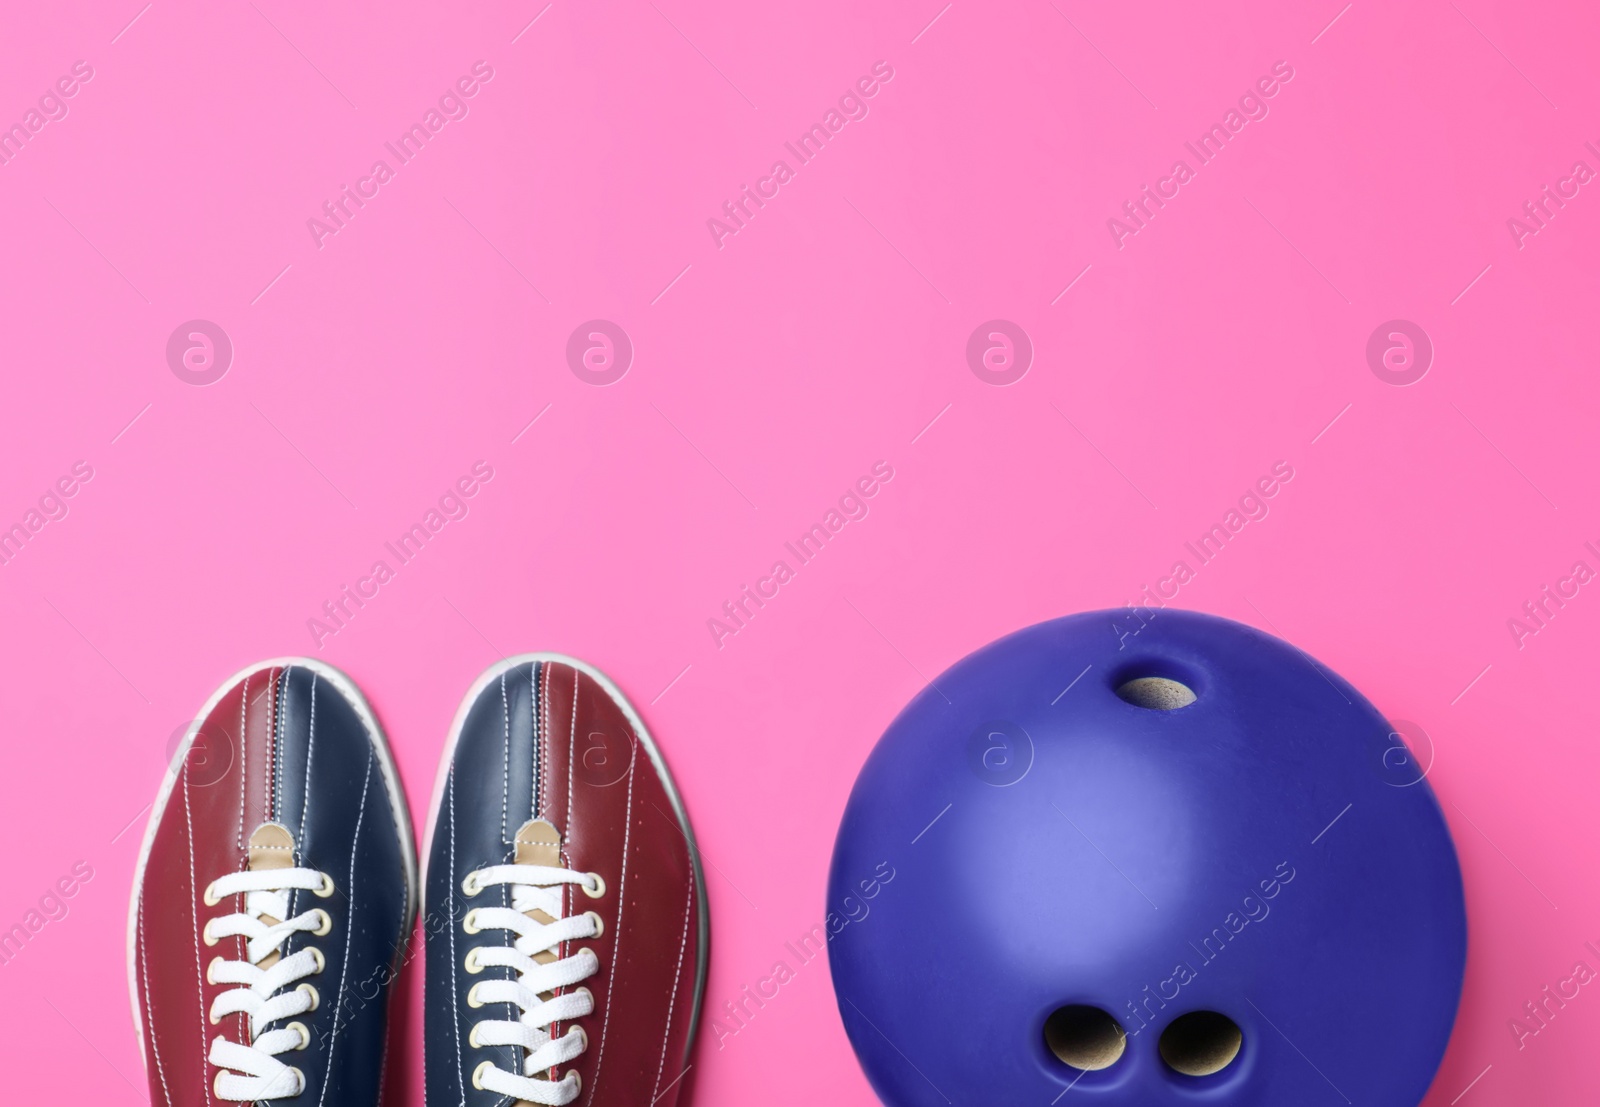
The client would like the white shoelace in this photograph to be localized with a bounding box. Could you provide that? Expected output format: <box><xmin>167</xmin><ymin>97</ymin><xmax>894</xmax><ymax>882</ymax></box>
<box><xmin>463</xmin><ymin>863</ymin><xmax>604</xmax><ymax>1106</ymax></box>
<box><xmin>203</xmin><ymin>867</ymin><xmax>334</xmax><ymax>1101</ymax></box>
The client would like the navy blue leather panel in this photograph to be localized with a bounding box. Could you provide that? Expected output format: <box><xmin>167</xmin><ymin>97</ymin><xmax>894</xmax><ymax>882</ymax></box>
<box><xmin>266</xmin><ymin>665</ymin><xmax>409</xmax><ymax>1107</ymax></box>
<box><xmin>424</xmin><ymin>661</ymin><xmax>542</xmax><ymax>1106</ymax></box>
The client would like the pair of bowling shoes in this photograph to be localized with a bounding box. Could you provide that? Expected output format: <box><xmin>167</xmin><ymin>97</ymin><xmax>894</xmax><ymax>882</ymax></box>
<box><xmin>128</xmin><ymin>655</ymin><xmax>707</xmax><ymax>1106</ymax></box>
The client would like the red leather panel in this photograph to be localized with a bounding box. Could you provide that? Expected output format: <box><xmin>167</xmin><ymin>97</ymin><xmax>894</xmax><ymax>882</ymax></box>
<box><xmin>136</xmin><ymin>666</ymin><xmax>279</xmax><ymax>1106</ymax></box>
<box><xmin>538</xmin><ymin>662</ymin><xmax>701</xmax><ymax>1107</ymax></box>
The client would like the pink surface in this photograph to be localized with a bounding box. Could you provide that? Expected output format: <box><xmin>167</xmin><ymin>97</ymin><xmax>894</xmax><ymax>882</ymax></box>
<box><xmin>0</xmin><ymin>1</ymin><xmax>1596</xmax><ymax>1103</ymax></box>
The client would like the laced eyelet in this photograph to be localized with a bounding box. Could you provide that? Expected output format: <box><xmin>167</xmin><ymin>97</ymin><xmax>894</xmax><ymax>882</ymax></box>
<box><xmin>468</xmin><ymin>1023</ymin><xmax>485</xmax><ymax>1048</ymax></box>
<box><xmin>308</xmin><ymin>946</ymin><xmax>326</xmax><ymax>973</ymax></box>
<box><xmin>462</xmin><ymin>872</ymin><xmax>482</xmax><ymax>897</ymax></box>
<box><xmin>574</xmin><ymin>985</ymin><xmax>595</xmax><ymax>1014</ymax></box>
<box><xmin>462</xmin><ymin>908</ymin><xmax>482</xmax><ymax>935</ymax></box>
<box><xmin>311</xmin><ymin>908</ymin><xmax>332</xmax><ymax>936</ymax></box>
<box><xmin>287</xmin><ymin>1021</ymin><xmax>310</xmax><ymax>1050</ymax></box>
<box><xmin>202</xmin><ymin>881</ymin><xmax>222</xmax><ymax>907</ymax></box>
<box><xmin>297</xmin><ymin>982</ymin><xmax>320</xmax><ymax>1011</ymax></box>
<box><xmin>202</xmin><ymin>919</ymin><xmax>219</xmax><ymax>947</ymax></box>
<box><xmin>585</xmin><ymin>910</ymin><xmax>604</xmax><ymax>938</ymax></box>
<box><xmin>569</xmin><ymin>1070</ymin><xmax>583</xmax><ymax>1095</ymax></box>
<box><xmin>582</xmin><ymin>873</ymin><xmax>606</xmax><ymax>899</ymax></box>
<box><xmin>289</xmin><ymin>1067</ymin><xmax>306</xmax><ymax>1094</ymax></box>
<box><xmin>314</xmin><ymin>873</ymin><xmax>336</xmax><ymax>898</ymax></box>
<box><xmin>213</xmin><ymin>1071</ymin><xmax>227</xmax><ymax>1096</ymax></box>
<box><xmin>467</xmin><ymin>982</ymin><xmax>485</xmax><ymax>1008</ymax></box>
<box><xmin>570</xmin><ymin>1025</ymin><xmax>588</xmax><ymax>1051</ymax></box>
<box><xmin>464</xmin><ymin>948</ymin><xmax>483</xmax><ymax>974</ymax></box>
<box><xmin>205</xmin><ymin>956</ymin><xmax>223</xmax><ymax>985</ymax></box>
<box><xmin>471</xmin><ymin>1060</ymin><xmax>493</xmax><ymax>1090</ymax></box>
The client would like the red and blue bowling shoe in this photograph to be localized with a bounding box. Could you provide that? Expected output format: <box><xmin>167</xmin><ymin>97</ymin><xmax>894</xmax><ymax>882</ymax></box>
<box><xmin>421</xmin><ymin>655</ymin><xmax>708</xmax><ymax>1107</ymax></box>
<box><xmin>128</xmin><ymin>660</ymin><xmax>417</xmax><ymax>1105</ymax></box>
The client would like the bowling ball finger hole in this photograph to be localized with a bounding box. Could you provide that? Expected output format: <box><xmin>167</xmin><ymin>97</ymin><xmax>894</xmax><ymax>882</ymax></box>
<box><xmin>1114</xmin><ymin>675</ymin><xmax>1197</xmax><ymax>710</ymax></box>
<box><xmin>1043</xmin><ymin>1005</ymin><xmax>1126</xmax><ymax>1071</ymax></box>
<box><xmin>1158</xmin><ymin>1011</ymin><xmax>1242</xmax><ymax>1077</ymax></box>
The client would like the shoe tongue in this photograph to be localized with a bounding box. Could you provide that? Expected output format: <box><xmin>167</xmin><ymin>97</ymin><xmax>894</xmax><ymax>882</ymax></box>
<box><xmin>247</xmin><ymin>822</ymin><xmax>295</xmax><ymax>967</ymax></box>
<box><xmin>514</xmin><ymin>816</ymin><xmax>561</xmax><ymax>867</ymax></box>
<box><xmin>513</xmin><ymin>819</ymin><xmax>562</xmax><ymax>968</ymax></box>
<box><xmin>249</xmin><ymin>822</ymin><xmax>295</xmax><ymax>871</ymax></box>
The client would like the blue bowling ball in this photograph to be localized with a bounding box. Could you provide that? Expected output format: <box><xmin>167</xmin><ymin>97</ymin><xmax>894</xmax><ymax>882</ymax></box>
<box><xmin>828</xmin><ymin>610</ymin><xmax>1465</xmax><ymax>1106</ymax></box>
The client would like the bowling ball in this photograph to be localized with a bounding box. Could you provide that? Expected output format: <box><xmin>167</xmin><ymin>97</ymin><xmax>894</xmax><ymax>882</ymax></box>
<box><xmin>827</xmin><ymin>610</ymin><xmax>1465</xmax><ymax>1106</ymax></box>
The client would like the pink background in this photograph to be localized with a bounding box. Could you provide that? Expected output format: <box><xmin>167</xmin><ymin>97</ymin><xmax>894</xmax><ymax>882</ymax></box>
<box><xmin>1</xmin><ymin>0</ymin><xmax>1597</xmax><ymax>1103</ymax></box>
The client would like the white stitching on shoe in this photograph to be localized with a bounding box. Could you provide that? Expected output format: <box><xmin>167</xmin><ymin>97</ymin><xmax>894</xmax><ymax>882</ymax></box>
<box><xmin>587</xmin><ymin>734</ymin><xmax>636</xmax><ymax>1102</ymax></box>
<box><xmin>298</xmin><ymin>672</ymin><xmax>317</xmax><ymax>852</ymax></box>
<box><xmin>265</xmin><ymin>670</ymin><xmax>277</xmax><ymax>838</ymax></box>
<box><xmin>139</xmin><ymin>895</ymin><xmax>176</xmax><ymax>1106</ymax></box>
<box><xmin>316</xmin><ymin>748</ymin><xmax>371</xmax><ymax>1107</ymax></box>
<box><xmin>184</xmin><ymin>769</ymin><xmax>215</xmax><ymax>1107</ymax></box>
<box><xmin>448</xmin><ymin>770</ymin><xmax>467</xmax><ymax>1104</ymax></box>
<box><xmin>500</xmin><ymin>673</ymin><xmax>511</xmax><ymax>846</ymax></box>
<box><xmin>238</xmin><ymin>675</ymin><xmax>249</xmax><ymax>851</ymax></box>
<box><xmin>272</xmin><ymin>669</ymin><xmax>285</xmax><ymax>823</ymax></box>
<box><xmin>651</xmin><ymin>872</ymin><xmax>695</xmax><ymax>1102</ymax></box>
<box><xmin>535</xmin><ymin>662</ymin><xmax>545</xmax><ymax>821</ymax></box>
<box><xmin>563</xmin><ymin>664</ymin><xmax>574</xmax><ymax>839</ymax></box>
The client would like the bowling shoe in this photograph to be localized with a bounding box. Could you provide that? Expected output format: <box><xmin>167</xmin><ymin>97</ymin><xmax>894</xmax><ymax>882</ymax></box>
<box><xmin>422</xmin><ymin>654</ymin><xmax>708</xmax><ymax>1106</ymax></box>
<box><xmin>129</xmin><ymin>659</ymin><xmax>417</xmax><ymax>1105</ymax></box>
